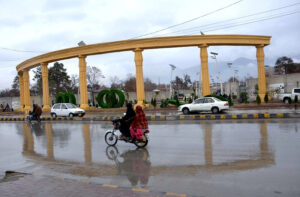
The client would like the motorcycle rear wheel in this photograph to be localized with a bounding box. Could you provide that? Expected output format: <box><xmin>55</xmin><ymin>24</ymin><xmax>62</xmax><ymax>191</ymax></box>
<box><xmin>134</xmin><ymin>134</ymin><xmax>148</xmax><ymax>148</ymax></box>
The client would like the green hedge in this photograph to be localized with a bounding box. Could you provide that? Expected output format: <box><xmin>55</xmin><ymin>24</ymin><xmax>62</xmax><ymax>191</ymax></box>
<box><xmin>204</xmin><ymin>94</ymin><xmax>228</xmax><ymax>101</ymax></box>
<box><xmin>168</xmin><ymin>99</ymin><xmax>186</xmax><ymax>106</ymax></box>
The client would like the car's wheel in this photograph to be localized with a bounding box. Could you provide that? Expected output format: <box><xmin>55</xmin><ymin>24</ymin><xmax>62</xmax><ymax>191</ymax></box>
<box><xmin>69</xmin><ymin>113</ymin><xmax>74</xmax><ymax>118</ymax></box>
<box><xmin>182</xmin><ymin>108</ymin><xmax>190</xmax><ymax>115</ymax></box>
<box><xmin>51</xmin><ymin>113</ymin><xmax>57</xmax><ymax>118</ymax></box>
<box><xmin>284</xmin><ymin>98</ymin><xmax>290</xmax><ymax>104</ymax></box>
<box><xmin>211</xmin><ymin>107</ymin><xmax>219</xmax><ymax>114</ymax></box>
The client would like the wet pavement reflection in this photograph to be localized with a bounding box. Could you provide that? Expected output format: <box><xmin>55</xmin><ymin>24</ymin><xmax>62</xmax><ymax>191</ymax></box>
<box><xmin>0</xmin><ymin>119</ymin><xmax>300</xmax><ymax>196</ymax></box>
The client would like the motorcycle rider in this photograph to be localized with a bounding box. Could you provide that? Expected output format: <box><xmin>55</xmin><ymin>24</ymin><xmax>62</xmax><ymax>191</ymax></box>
<box><xmin>119</xmin><ymin>103</ymin><xmax>135</xmax><ymax>139</ymax></box>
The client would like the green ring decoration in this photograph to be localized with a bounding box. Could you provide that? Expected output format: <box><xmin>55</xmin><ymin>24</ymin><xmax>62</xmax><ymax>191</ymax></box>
<box><xmin>55</xmin><ymin>92</ymin><xmax>76</xmax><ymax>105</ymax></box>
<box><xmin>96</xmin><ymin>89</ymin><xmax>125</xmax><ymax>108</ymax></box>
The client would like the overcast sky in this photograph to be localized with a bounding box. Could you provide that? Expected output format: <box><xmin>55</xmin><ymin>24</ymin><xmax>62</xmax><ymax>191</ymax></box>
<box><xmin>0</xmin><ymin>0</ymin><xmax>300</xmax><ymax>90</ymax></box>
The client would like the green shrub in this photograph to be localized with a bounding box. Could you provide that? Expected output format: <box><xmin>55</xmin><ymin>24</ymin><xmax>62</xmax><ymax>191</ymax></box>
<box><xmin>294</xmin><ymin>95</ymin><xmax>298</xmax><ymax>103</ymax></box>
<box><xmin>264</xmin><ymin>92</ymin><xmax>269</xmax><ymax>103</ymax></box>
<box><xmin>204</xmin><ymin>94</ymin><xmax>228</xmax><ymax>101</ymax></box>
<box><xmin>240</xmin><ymin>92</ymin><xmax>248</xmax><ymax>103</ymax></box>
<box><xmin>288</xmin><ymin>97</ymin><xmax>292</xmax><ymax>104</ymax></box>
<box><xmin>160</xmin><ymin>99</ymin><xmax>169</xmax><ymax>108</ymax></box>
<box><xmin>151</xmin><ymin>98</ymin><xmax>157</xmax><ymax>108</ymax></box>
<box><xmin>256</xmin><ymin>95</ymin><xmax>261</xmax><ymax>104</ymax></box>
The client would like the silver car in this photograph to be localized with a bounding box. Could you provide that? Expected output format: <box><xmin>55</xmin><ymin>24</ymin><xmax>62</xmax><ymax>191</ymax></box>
<box><xmin>51</xmin><ymin>103</ymin><xmax>85</xmax><ymax>118</ymax></box>
<box><xmin>178</xmin><ymin>97</ymin><xmax>229</xmax><ymax>114</ymax></box>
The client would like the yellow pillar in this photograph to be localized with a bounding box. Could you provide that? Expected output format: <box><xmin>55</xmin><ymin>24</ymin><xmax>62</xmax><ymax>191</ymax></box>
<box><xmin>41</xmin><ymin>63</ymin><xmax>51</xmax><ymax>111</ymax></box>
<box><xmin>134</xmin><ymin>48</ymin><xmax>145</xmax><ymax>106</ymax></box>
<box><xmin>199</xmin><ymin>44</ymin><xmax>210</xmax><ymax>96</ymax></box>
<box><xmin>256</xmin><ymin>45</ymin><xmax>267</xmax><ymax>101</ymax></box>
<box><xmin>18</xmin><ymin>73</ymin><xmax>24</xmax><ymax>111</ymax></box>
<box><xmin>23</xmin><ymin>69</ymin><xmax>31</xmax><ymax>113</ymax></box>
<box><xmin>83</xmin><ymin>124</ymin><xmax>92</xmax><ymax>164</ymax></box>
<box><xmin>79</xmin><ymin>55</ymin><xmax>89</xmax><ymax>109</ymax></box>
<box><xmin>45</xmin><ymin>123</ymin><xmax>54</xmax><ymax>160</ymax></box>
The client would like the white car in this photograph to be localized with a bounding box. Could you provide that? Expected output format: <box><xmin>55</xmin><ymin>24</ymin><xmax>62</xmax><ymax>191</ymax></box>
<box><xmin>51</xmin><ymin>103</ymin><xmax>85</xmax><ymax>118</ymax></box>
<box><xmin>178</xmin><ymin>97</ymin><xmax>229</xmax><ymax>114</ymax></box>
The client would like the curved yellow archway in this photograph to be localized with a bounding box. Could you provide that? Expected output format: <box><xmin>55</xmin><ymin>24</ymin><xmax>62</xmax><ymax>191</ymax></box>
<box><xmin>16</xmin><ymin>35</ymin><xmax>271</xmax><ymax>111</ymax></box>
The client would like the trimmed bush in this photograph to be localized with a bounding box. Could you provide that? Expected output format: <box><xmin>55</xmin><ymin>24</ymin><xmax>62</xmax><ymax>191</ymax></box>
<box><xmin>240</xmin><ymin>92</ymin><xmax>248</xmax><ymax>103</ymax></box>
<box><xmin>294</xmin><ymin>95</ymin><xmax>298</xmax><ymax>103</ymax></box>
<box><xmin>168</xmin><ymin>99</ymin><xmax>186</xmax><ymax>106</ymax></box>
<box><xmin>256</xmin><ymin>95</ymin><xmax>261</xmax><ymax>104</ymax></box>
<box><xmin>264</xmin><ymin>93</ymin><xmax>269</xmax><ymax>103</ymax></box>
<box><xmin>204</xmin><ymin>94</ymin><xmax>228</xmax><ymax>101</ymax></box>
<box><xmin>96</xmin><ymin>89</ymin><xmax>125</xmax><ymax>108</ymax></box>
<box><xmin>55</xmin><ymin>92</ymin><xmax>76</xmax><ymax>104</ymax></box>
<box><xmin>160</xmin><ymin>99</ymin><xmax>169</xmax><ymax>108</ymax></box>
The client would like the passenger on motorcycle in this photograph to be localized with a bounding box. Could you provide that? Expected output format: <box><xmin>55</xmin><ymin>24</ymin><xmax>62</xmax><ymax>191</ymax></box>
<box><xmin>130</xmin><ymin>105</ymin><xmax>148</xmax><ymax>140</ymax></box>
<box><xmin>119</xmin><ymin>103</ymin><xmax>135</xmax><ymax>139</ymax></box>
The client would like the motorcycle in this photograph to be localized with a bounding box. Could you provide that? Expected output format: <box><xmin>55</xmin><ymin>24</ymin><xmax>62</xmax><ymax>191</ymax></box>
<box><xmin>105</xmin><ymin>119</ymin><xmax>149</xmax><ymax>148</ymax></box>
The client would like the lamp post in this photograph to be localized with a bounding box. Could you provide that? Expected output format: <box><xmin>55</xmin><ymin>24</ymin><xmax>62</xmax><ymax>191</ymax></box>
<box><xmin>227</xmin><ymin>62</ymin><xmax>232</xmax><ymax>96</ymax></box>
<box><xmin>169</xmin><ymin>64</ymin><xmax>176</xmax><ymax>99</ymax></box>
<box><xmin>197</xmin><ymin>71</ymin><xmax>202</xmax><ymax>97</ymax></box>
<box><xmin>210</xmin><ymin>52</ymin><xmax>223</xmax><ymax>95</ymax></box>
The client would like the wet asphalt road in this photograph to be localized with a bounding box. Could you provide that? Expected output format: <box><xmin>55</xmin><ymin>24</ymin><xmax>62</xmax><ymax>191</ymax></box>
<box><xmin>0</xmin><ymin>119</ymin><xmax>300</xmax><ymax>197</ymax></box>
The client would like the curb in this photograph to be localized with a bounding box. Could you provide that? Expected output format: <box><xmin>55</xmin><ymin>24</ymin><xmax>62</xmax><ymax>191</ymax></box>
<box><xmin>0</xmin><ymin>113</ymin><xmax>296</xmax><ymax>122</ymax></box>
<box><xmin>11</xmin><ymin>170</ymin><xmax>191</xmax><ymax>197</ymax></box>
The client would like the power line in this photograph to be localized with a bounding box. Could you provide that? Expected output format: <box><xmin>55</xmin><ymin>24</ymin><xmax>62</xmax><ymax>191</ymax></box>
<box><xmin>188</xmin><ymin>10</ymin><xmax>300</xmax><ymax>35</ymax></box>
<box><xmin>130</xmin><ymin>0</ymin><xmax>243</xmax><ymax>39</ymax></box>
<box><xmin>0</xmin><ymin>47</ymin><xmax>48</xmax><ymax>53</ymax></box>
<box><xmin>156</xmin><ymin>2</ymin><xmax>300</xmax><ymax>36</ymax></box>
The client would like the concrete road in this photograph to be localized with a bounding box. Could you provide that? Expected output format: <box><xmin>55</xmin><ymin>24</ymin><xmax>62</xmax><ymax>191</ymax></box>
<box><xmin>0</xmin><ymin>119</ymin><xmax>300</xmax><ymax>197</ymax></box>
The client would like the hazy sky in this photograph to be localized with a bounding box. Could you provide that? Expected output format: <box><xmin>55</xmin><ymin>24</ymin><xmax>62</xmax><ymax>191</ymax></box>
<box><xmin>0</xmin><ymin>0</ymin><xmax>300</xmax><ymax>89</ymax></box>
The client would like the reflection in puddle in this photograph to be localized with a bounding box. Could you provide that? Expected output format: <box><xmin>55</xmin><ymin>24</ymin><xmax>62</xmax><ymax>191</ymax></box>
<box><xmin>20</xmin><ymin>121</ymin><xmax>275</xmax><ymax>187</ymax></box>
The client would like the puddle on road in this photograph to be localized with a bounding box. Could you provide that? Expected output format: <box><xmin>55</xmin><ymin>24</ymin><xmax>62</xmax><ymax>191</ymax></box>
<box><xmin>0</xmin><ymin>120</ymin><xmax>299</xmax><ymax>196</ymax></box>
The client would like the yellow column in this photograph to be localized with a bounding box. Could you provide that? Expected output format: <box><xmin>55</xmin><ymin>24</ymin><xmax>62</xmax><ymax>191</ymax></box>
<box><xmin>23</xmin><ymin>69</ymin><xmax>31</xmax><ymax>113</ymax></box>
<box><xmin>18</xmin><ymin>73</ymin><xmax>24</xmax><ymax>111</ymax></box>
<box><xmin>134</xmin><ymin>48</ymin><xmax>145</xmax><ymax>106</ymax></box>
<box><xmin>83</xmin><ymin>124</ymin><xmax>92</xmax><ymax>164</ymax></box>
<box><xmin>199</xmin><ymin>44</ymin><xmax>210</xmax><ymax>96</ymax></box>
<box><xmin>41</xmin><ymin>63</ymin><xmax>51</xmax><ymax>111</ymax></box>
<box><xmin>45</xmin><ymin>123</ymin><xmax>54</xmax><ymax>160</ymax></box>
<box><xmin>256</xmin><ymin>45</ymin><xmax>267</xmax><ymax>101</ymax></box>
<box><xmin>79</xmin><ymin>55</ymin><xmax>89</xmax><ymax>109</ymax></box>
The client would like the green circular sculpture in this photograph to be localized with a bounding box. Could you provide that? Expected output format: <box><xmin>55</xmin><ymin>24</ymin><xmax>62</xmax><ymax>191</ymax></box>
<box><xmin>96</xmin><ymin>89</ymin><xmax>125</xmax><ymax>108</ymax></box>
<box><xmin>55</xmin><ymin>92</ymin><xmax>76</xmax><ymax>105</ymax></box>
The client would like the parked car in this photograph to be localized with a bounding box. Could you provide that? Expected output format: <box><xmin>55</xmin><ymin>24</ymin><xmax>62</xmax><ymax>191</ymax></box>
<box><xmin>51</xmin><ymin>103</ymin><xmax>85</xmax><ymax>118</ymax></box>
<box><xmin>178</xmin><ymin>97</ymin><xmax>229</xmax><ymax>114</ymax></box>
<box><xmin>278</xmin><ymin>88</ymin><xmax>300</xmax><ymax>103</ymax></box>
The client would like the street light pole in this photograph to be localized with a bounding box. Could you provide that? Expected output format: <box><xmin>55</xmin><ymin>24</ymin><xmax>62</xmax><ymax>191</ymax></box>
<box><xmin>210</xmin><ymin>52</ymin><xmax>223</xmax><ymax>95</ymax></box>
<box><xmin>227</xmin><ymin>62</ymin><xmax>232</xmax><ymax>96</ymax></box>
<box><xmin>169</xmin><ymin>64</ymin><xmax>176</xmax><ymax>99</ymax></box>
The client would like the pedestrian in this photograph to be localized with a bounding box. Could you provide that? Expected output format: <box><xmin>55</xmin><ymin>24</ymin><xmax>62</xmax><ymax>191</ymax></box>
<box><xmin>4</xmin><ymin>104</ymin><xmax>10</xmax><ymax>112</ymax></box>
<box><xmin>0</xmin><ymin>104</ymin><xmax>3</xmax><ymax>112</ymax></box>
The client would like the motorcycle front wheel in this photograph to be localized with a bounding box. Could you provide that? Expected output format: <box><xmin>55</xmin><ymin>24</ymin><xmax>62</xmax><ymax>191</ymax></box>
<box><xmin>134</xmin><ymin>134</ymin><xmax>148</xmax><ymax>148</ymax></box>
<box><xmin>105</xmin><ymin>131</ymin><xmax>118</xmax><ymax>146</ymax></box>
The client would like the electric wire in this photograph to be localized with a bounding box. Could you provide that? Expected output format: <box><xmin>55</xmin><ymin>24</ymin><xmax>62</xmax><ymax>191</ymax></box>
<box><xmin>155</xmin><ymin>2</ymin><xmax>300</xmax><ymax>36</ymax></box>
<box><xmin>0</xmin><ymin>47</ymin><xmax>48</xmax><ymax>53</ymax></box>
<box><xmin>130</xmin><ymin>0</ymin><xmax>243</xmax><ymax>39</ymax></box>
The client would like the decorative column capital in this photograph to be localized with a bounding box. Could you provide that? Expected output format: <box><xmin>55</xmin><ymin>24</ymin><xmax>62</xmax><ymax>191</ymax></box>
<box><xmin>198</xmin><ymin>44</ymin><xmax>208</xmax><ymax>48</ymax></box>
<box><xmin>78</xmin><ymin>55</ymin><xmax>87</xmax><ymax>59</ymax></box>
<box><xmin>133</xmin><ymin>48</ymin><xmax>143</xmax><ymax>53</ymax></box>
<box><xmin>255</xmin><ymin>44</ymin><xmax>264</xmax><ymax>48</ymax></box>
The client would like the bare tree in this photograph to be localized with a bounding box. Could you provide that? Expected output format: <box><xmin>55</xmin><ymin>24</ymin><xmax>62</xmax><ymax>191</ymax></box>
<box><xmin>110</xmin><ymin>76</ymin><xmax>123</xmax><ymax>89</ymax></box>
<box><xmin>86</xmin><ymin>66</ymin><xmax>105</xmax><ymax>89</ymax></box>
